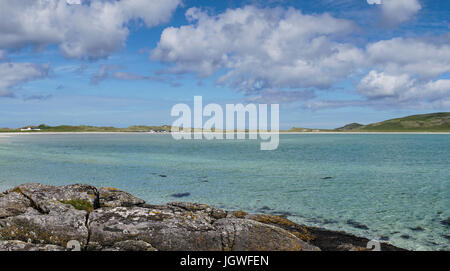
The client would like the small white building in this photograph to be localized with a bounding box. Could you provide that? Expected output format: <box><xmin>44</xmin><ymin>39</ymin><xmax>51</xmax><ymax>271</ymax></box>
<box><xmin>20</xmin><ymin>127</ymin><xmax>41</xmax><ymax>131</ymax></box>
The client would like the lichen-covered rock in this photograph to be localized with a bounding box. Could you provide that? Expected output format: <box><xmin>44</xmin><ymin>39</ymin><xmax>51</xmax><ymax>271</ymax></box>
<box><xmin>99</xmin><ymin>240</ymin><xmax>157</xmax><ymax>251</ymax></box>
<box><xmin>0</xmin><ymin>240</ymin><xmax>66</xmax><ymax>251</ymax></box>
<box><xmin>9</xmin><ymin>183</ymin><xmax>98</xmax><ymax>213</ymax></box>
<box><xmin>0</xmin><ymin>184</ymin><xmax>94</xmax><ymax>248</ymax></box>
<box><xmin>167</xmin><ymin>202</ymin><xmax>227</xmax><ymax>220</ymax></box>
<box><xmin>214</xmin><ymin>218</ymin><xmax>320</xmax><ymax>251</ymax></box>
<box><xmin>0</xmin><ymin>207</ymin><xmax>89</xmax><ymax>248</ymax></box>
<box><xmin>87</xmin><ymin>206</ymin><xmax>223</xmax><ymax>251</ymax></box>
<box><xmin>0</xmin><ymin>190</ymin><xmax>32</xmax><ymax>218</ymax></box>
<box><xmin>98</xmin><ymin>187</ymin><xmax>145</xmax><ymax>207</ymax></box>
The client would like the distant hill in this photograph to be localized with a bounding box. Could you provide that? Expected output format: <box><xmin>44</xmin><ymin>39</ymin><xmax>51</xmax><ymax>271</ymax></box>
<box><xmin>336</xmin><ymin>123</ymin><xmax>364</xmax><ymax>131</ymax></box>
<box><xmin>337</xmin><ymin>113</ymin><xmax>450</xmax><ymax>132</ymax></box>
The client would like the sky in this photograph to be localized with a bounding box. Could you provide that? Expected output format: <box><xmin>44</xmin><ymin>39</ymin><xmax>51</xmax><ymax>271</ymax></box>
<box><xmin>0</xmin><ymin>0</ymin><xmax>449</xmax><ymax>129</ymax></box>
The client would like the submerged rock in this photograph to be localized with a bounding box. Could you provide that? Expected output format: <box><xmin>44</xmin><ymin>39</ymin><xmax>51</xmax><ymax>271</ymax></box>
<box><xmin>346</xmin><ymin>220</ymin><xmax>369</xmax><ymax>230</ymax></box>
<box><xmin>441</xmin><ymin>218</ymin><xmax>450</xmax><ymax>226</ymax></box>
<box><xmin>0</xmin><ymin>183</ymin><xmax>404</xmax><ymax>251</ymax></box>
<box><xmin>171</xmin><ymin>192</ymin><xmax>191</xmax><ymax>198</ymax></box>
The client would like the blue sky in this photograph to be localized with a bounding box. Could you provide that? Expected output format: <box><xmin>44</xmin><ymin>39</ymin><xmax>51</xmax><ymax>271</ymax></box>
<box><xmin>0</xmin><ymin>0</ymin><xmax>449</xmax><ymax>129</ymax></box>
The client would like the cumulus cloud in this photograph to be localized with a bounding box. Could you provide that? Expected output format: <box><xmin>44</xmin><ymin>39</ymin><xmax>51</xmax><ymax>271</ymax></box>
<box><xmin>308</xmin><ymin>70</ymin><xmax>450</xmax><ymax>110</ymax></box>
<box><xmin>366</xmin><ymin>37</ymin><xmax>450</xmax><ymax>79</ymax></box>
<box><xmin>150</xmin><ymin>5</ymin><xmax>450</xmax><ymax>109</ymax></box>
<box><xmin>0</xmin><ymin>62</ymin><xmax>50</xmax><ymax>97</ymax></box>
<box><xmin>0</xmin><ymin>0</ymin><xmax>181</xmax><ymax>59</ymax></box>
<box><xmin>359</xmin><ymin>71</ymin><xmax>450</xmax><ymax>102</ymax></box>
<box><xmin>367</xmin><ymin>0</ymin><xmax>421</xmax><ymax>25</ymax></box>
<box><xmin>152</xmin><ymin>6</ymin><xmax>363</xmax><ymax>93</ymax></box>
<box><xmin>357</xmin><ymin>70</ymin><xmax>414</xmax><ymax>99</ymax></box>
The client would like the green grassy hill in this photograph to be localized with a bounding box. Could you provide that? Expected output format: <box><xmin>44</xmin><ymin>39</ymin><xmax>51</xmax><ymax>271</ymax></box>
<box><xmin>336</xmin><ymin>123</ymin><xmax>364</xmax><ymax>131</ymax></box>
<box><xmin>340</xmin><ymin>112</ymin><xmax>450</xmax><ymax>132</ymax></box>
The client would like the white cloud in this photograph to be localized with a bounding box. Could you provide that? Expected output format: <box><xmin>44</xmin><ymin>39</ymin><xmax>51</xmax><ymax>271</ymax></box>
<box><xmin>152</xmin><ymin>6</ymin><xmax>363</xmax><ymax>93</ymax></box>
<box><xmin>151</xmin><ymin>6</ymin><xmax>450</xmax><ymax>109</ymax></box>
<box><xmin>367</xmin><ymin>0</ymin><xmax>421</xmax><ymax>24</ymax></box>
<box><xmin>356</xmin><ymin>70</ymin><xmax>450</xmax><ymax>107</ymax></box>
<box><xmin>367</xmin><ymin>37</ymin><xmax>450</xmax><ymax>79</ymax></box>
<box><xmin>0</xmin><ymin>62</ymin><xmax>50</xmax><ymax>97</ymax></box>
<box><xmin>0</xmin><ymin>0</ymin><xmax>181</xmax><ymax>59</ymax></box>
<box><xmin>382</xmin><ymin>0</ymin><xmax>421</xmax><ymax>24</ymax></box>
<box><xmin>357</xmin><ymin>70</ymin><xmax>414</xmax><ymax>99</ymax></box>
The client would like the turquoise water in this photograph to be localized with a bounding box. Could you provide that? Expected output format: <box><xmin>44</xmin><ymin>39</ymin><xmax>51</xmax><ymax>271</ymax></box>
<box><xmin>0</xmin><ymin>133</ymin><xmax>448</xmax><ymax>250</ymax></box>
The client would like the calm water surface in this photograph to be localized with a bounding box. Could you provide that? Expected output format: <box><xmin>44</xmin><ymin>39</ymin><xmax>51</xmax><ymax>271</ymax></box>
<box><xmin>0</xmin><ymin>134</ymin><xmax>448</xmax><ymax>250</ymax></box>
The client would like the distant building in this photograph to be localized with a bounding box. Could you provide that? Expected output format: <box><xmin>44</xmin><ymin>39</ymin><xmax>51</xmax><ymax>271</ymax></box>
<box><xmin>20</xmin><ymin>127</ymin><xmax>41</xmax><ymax>131</ymax></box>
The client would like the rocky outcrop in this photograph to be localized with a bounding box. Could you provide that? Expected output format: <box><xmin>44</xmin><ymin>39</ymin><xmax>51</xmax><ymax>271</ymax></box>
<box><xmin>0</xmin><ymin>183</ymin><xmax>403</xmax><ymax>251</ymax></box>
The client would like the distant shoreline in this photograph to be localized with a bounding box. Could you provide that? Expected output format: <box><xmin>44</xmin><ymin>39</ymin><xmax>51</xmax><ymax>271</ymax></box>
<box><xmin>1</xmin><ymin>131</ymin><xmax>450</xmax><ymax>135</ymax></box>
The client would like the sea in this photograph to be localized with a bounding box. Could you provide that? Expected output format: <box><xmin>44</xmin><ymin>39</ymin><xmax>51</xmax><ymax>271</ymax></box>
<box><xmin>0</xmin><ymin>133</ymin><xmax>448</xmax><ymax>250</ymax></box>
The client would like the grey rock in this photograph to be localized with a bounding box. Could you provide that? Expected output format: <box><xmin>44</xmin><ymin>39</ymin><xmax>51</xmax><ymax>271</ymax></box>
<box><xmin>10</xmin><ymin>183</ymin><xmax>98</xmax><ymax>213</ymax></box>
<box><xmin>214</xmin><ymin>218</ymin><xmax>320</xmax><ymax>251</ymax></box>
<box><xmin>0</xmin><ymin>207</ymin><xmax>89</xmax><ymax>248</ymax></box>
<box><xmin>98</xmin><ymin>187</ymin><xmax>145</xmax><ymax>208</ymax></box>
<box><xmin>0</xmin><ymin>190</ymin><xmax>32</xmax><ymax>218</ymax></box>
<box><xmin>0</xmin><ymin>240</ymin><xmax>66</xmax><ymax>251</ymax></box>
<box><xmin>99</xmin><ymin>240</ymin><xmax>157</xmax><ymax>251</ymax></box>
<box><xmin>87</xmin><ymin>206</ymin><xmax>222</xmax><ymax>251</ymax></box>
<box><xmin>0</xmin><ymin>183</ymin><xmax>94</xmax><ymax>248</ymax></box>
<box><xmin>167</xmin><ymin>202</ymin><xmax>227</xmax><ymax>220</ymax></box>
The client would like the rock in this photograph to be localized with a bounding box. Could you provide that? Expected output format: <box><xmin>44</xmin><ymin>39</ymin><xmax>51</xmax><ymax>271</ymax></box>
<box><xmin>409</xmin><ymin>226</ymin><xmax>425</xmax><ymax>231</ymax></box>
<box><xmin>346</xmin><ymin>220</ymin><xmax>369</xmax><ymax>230</ymax></box>
<box><xmin>87</xmin><ymin>206</ymin><xmax>223</xmax><ymax>251</ymax></box>
<box><xmin>0</xmin><ymin>190</ymin><xmax>32</xmax><ymax>218</ymax></box>
<box><xmin>9</xmin><ymin>183</ymin><xmax>99</xmax><ymax>213</ymax></box>
<box><xmin>0</xmin><ymin>183</ymin><xmax>94</xmax><ymax>248</ymax></box>
<box><xmin>171</xmin><ymin>192</ymin><xmax>191</xmax><ymax>198</ymax></box>
<box><xmin>321</xmin><ymin>177</ymin><xmax>333</xmax><ymax>180</ymax></box>
<box><xmin>441</xmin><ymin>218</ymin><xmax>450</xmax><ymax>226</ymax></box>
<box><xmin>167</xmin><ymin>202</ymin><xmax>227</xmax><ymax>220</ymax></box>
<box><xmin>337</xmin><ymin>243</ymin><xmax>370</xmax><ymax>251</ymax></box>
<box><xmin>0</xmin><ymin>240</ymin><xmax>66</xmax><ymax>251</ymax></box>
<box><xmin>215</xmin><ymin>218</ymin><xmax>320</xmax><ymax>251</ymax></box>
<box><xmin>98</xmin><ymin>187</ymin><xmax>145</xmax><ymax>208</ymax></box>
<box><xmin>100</xmin><ymin>240</ymin><xmax>157</xmax><ymax>251</ymax></box>
<box><xmin>0</xmin><ymin>207</ymin><xmax>89</xmax><ymax>248</ymax></box>
<box><xmin>257</xmin><ymin>206</ymin><xmax>272</xmax><ymax>213</ymax></box>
